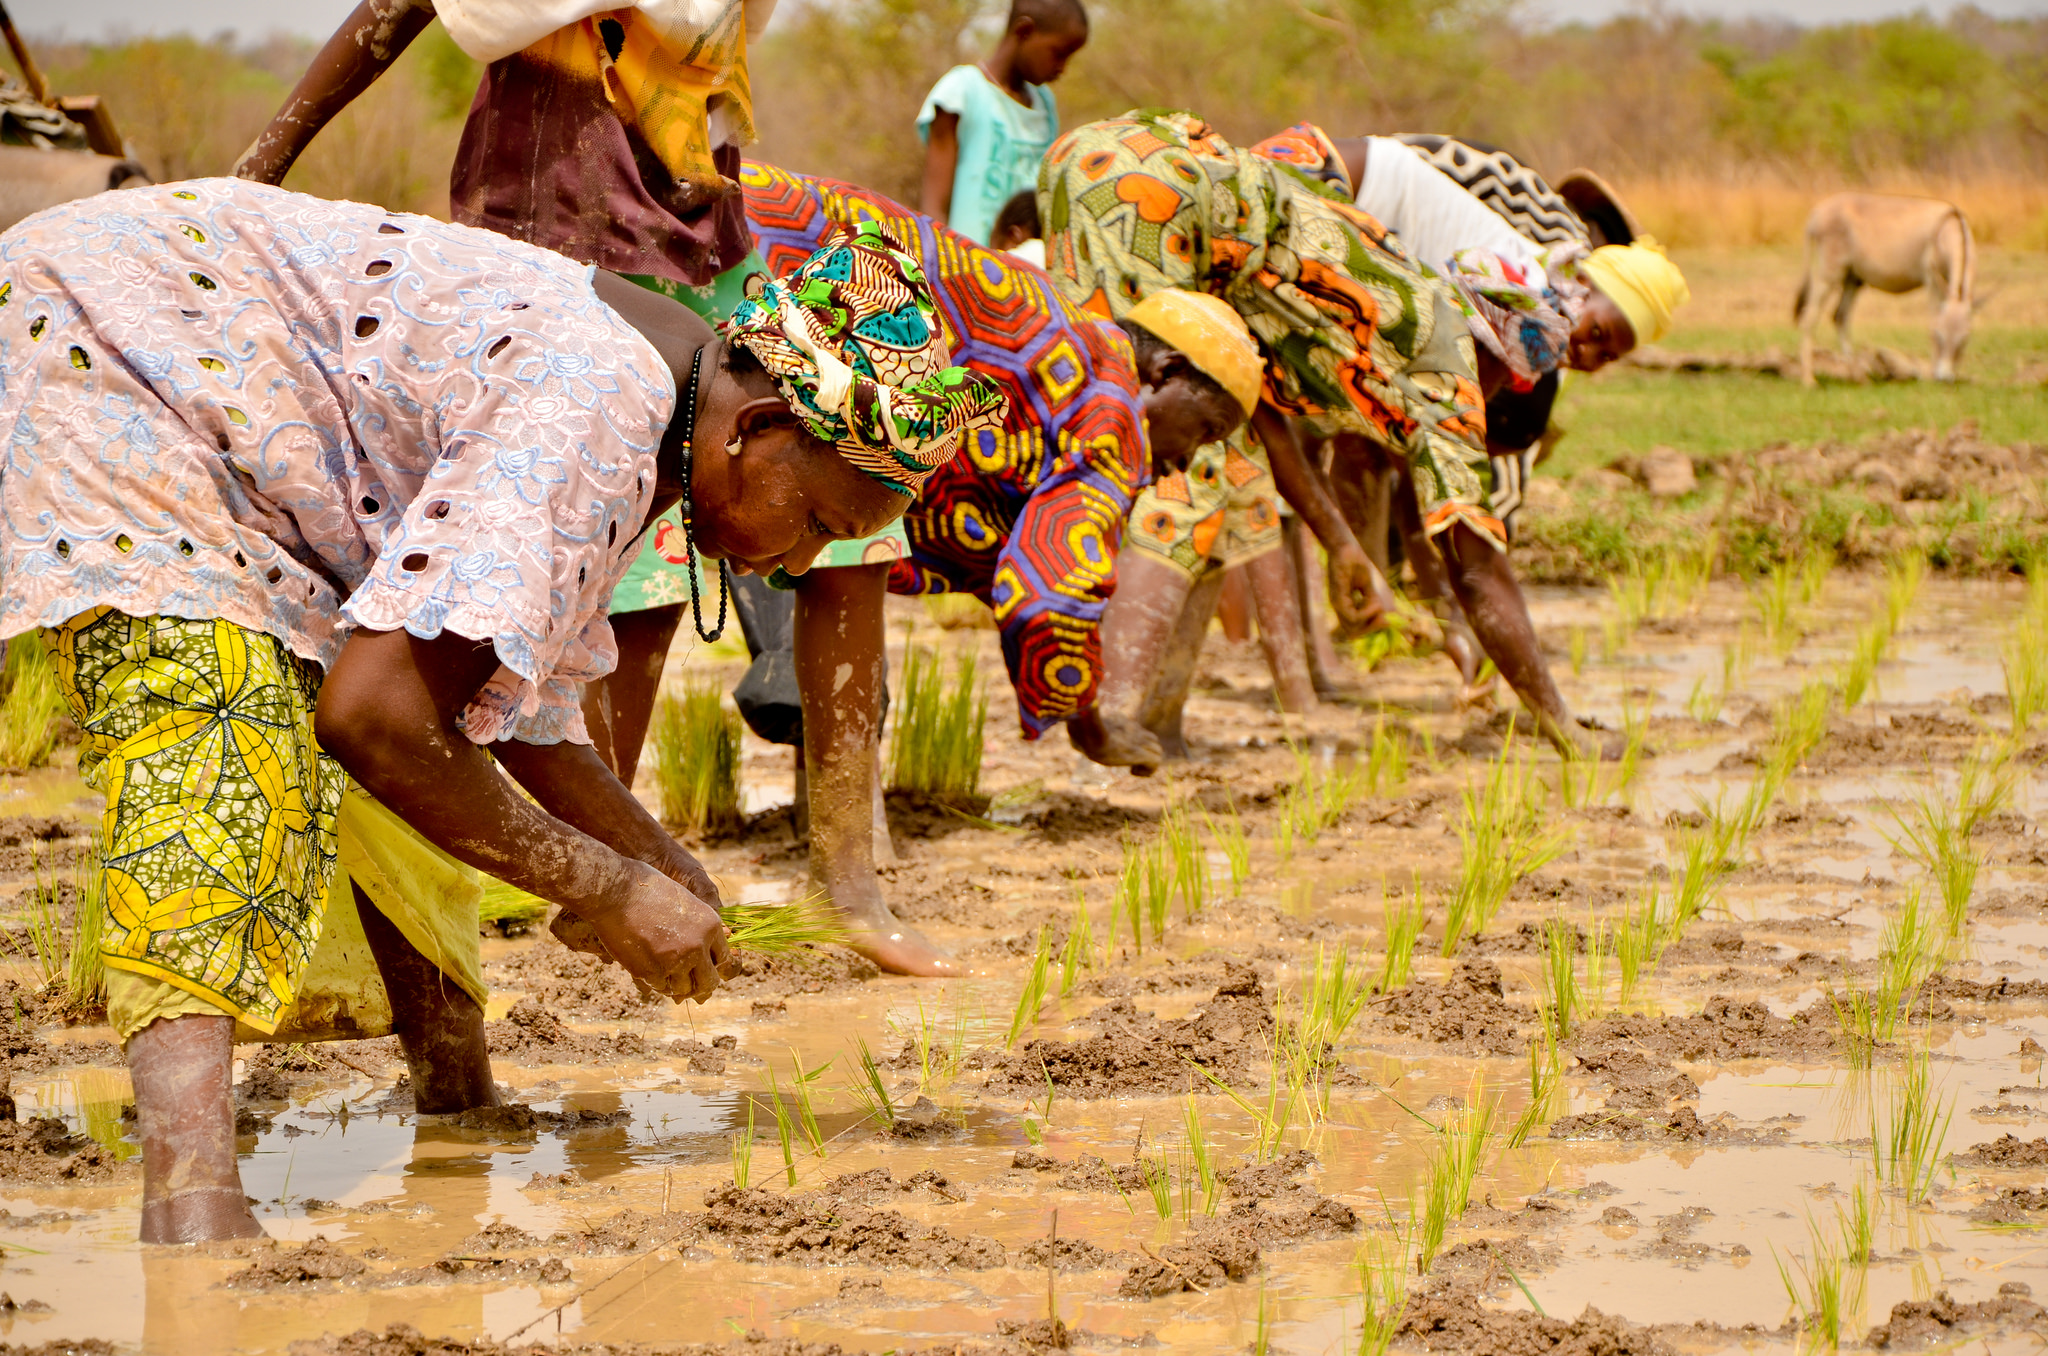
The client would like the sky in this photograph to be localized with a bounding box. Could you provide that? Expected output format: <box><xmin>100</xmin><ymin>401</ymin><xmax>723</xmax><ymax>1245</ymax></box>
<box><xmin>15</xmin><ymin>0</ymin><xmax>2048</xmax><ymax>40</ymax></box>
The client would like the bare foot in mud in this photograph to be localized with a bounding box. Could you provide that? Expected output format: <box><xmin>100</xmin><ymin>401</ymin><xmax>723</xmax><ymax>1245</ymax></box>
<box><xmin>1067</xmin><ymin>707</ymin><xmax>1162</xmax><ymax>774</ymax></box>
<box><xmin>821</xmin><ymin>874</ymin><xmax>974</xmax><ymax>978</ymax></box>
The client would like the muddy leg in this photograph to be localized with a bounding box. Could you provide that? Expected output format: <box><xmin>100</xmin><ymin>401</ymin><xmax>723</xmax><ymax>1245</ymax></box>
<box><xmin>1083</xmin><ymin>553</ymin><xmax>1191</xmax><ymax>771</ymax></box>
<box><xmin>1217</xmin><ymin>567</ymin><xmax>1253</xmax><ymax>643</ymax></box>
<box><xmin>356</xmin><ymin>885</ymin><xmax>498</xmax><ymax>1114</ymax></box>
<box><xmin>581</xmin><ymin>604</ymin><xmax>683</xmax><ymax>786</ymax></box>
<box><xmin>128</xmin><ymin>1014</ymin><xmax>262</xmax><ymax>1243</ymax></box>
<box><xmin>1243</xmin><ymin>548</ymin><xmax>1318</xmax><ymax>715</ymax></box>
<box><xmin>1439</xmin><ymin>521</ymin><xmax>1596</xmax><ymax>758</ymax></box>
<box><xmin>1394</xmin><ymin>465</ymin><xmax>1490</xmax><ymax>699</ymax></box>
<box><xmin>1137</xmin><ymin>565</ymin><xmax>1228</xmax><ymax>760</ymax></box>
<box><xmin>794</xmin><ymin>562</ymin><xmax>961</xmax><ymax>977</ymax></box>
<box><xmin>1282</xmin><ymin>516</ymin><xmax>1352</xmax><ymax>699</ymax></box>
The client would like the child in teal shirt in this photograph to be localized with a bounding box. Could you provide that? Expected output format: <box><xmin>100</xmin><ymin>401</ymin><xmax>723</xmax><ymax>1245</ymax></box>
<box><xmin>917</xmin><ymin>0</ymin><xmax>1088</xmax><ymax>245</ymax></box>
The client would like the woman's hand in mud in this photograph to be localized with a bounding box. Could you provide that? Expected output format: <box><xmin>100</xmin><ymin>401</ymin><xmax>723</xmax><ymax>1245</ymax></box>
<box><xmin>1067</xmin><ymin>706</ymin><xmax>1162</xmax><ymax>775</ymax></box>
<box><xmin>640</xmin><ymin>837</ymin><xmax>724</xmax><ymax>913</ymax></box>
<box><xmin>1326</xmin><ymin>544</ymin><xmax>1398</xmax><ymax>631</ymax></box>
<box><xmin>571</xmin><ymin>862</ymin><xmax>733</xmax><ymax>1003</ymax></box>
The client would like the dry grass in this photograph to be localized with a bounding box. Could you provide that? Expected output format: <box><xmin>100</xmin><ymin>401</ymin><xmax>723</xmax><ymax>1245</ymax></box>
<box><xmin>1624</xmin><ymin>173</ymin><xmax>2048</xmax><ymax>252</ymax></box>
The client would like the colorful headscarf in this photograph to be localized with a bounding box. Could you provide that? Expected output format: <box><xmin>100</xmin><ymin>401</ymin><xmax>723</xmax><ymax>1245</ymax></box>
<box><xmin>1581</xmin><ymin>239</ymin><xmax>1690</xmax><ymax>346</ymax></box>
<box><xmin>723</xmin><ymin>219</ymin><xmax>1009</xmax><ymax>495</ymax></box>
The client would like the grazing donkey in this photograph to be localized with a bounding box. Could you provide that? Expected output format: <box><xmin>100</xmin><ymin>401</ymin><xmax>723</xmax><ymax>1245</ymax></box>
<box><xmin>1795</xmin><ymin>192</ymin><xmax>1976</xmax><ymax>385</ymax></box>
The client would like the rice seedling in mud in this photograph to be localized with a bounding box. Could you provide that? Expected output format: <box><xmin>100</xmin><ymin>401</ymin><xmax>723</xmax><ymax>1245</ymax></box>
<box><xmin>1568</xmin><ymin>625</ymin><xmax>1589</xmax><ymax>676</ymax></box>
<box><xmin>1774</xmin><ymin>1212</ymin><xmax>1865</xmax><ymax>1354</ymax></box>
<box><xmin>1797</xmin><ymin>548</ymin><xmax>1835</xmax><ymax>609</ymax></box>
<box><xmin>783</xmin><ymin>1048</ymin><xmax>831</xmax><ymax>1157</ymax></box>
<box><xmin>1280</xmin><ymin>742</ymin><xmax>1366</xmax><ymax>855</ymax></box>
<box><xmin>1955</xmin><ymin>740</ymin><xmax>2018</xmax><ymax>837</ymax></box>
<box><xmin>1581</xmin><ymin>913</ymin><xmax>1611</xmax><ymax>1016</ymax></box>
<box><xmin>1615</xmin><ymin>885</ymin><xmax>1668</xmax><ymax>1012</ymax></box>
<box><xmin>1539</xmin><ymin>916</ymin><xmax>1581</xmax><ymax>1042</ymax></box>
<box><xmin>1507</xmin><ymin>1032</ymin><xmax>1565</xmax><ymax>1149</ymax></box>
<box><xmin>1871</xmin><ymin>1048</ymin><xmax>1955</xmax><ymax>1204</ymax></box>
<box><xmin>1366</xmin><ymin>714</ymin><xmax>1409</xmax><ymax>795</ymax></box>
<box><xmin>889</xmin><ymin>998</ymin><xmax>968</xmax><ymax>1094</ymax></box>
<box><xmin>1836</xmin><ymin>1178</ymin><xmax>1876</xmax><ymax>1266</ymax></box>
<box><xmin>1291</xmin><ymin>942</ymin><xmax>1371</xmax><ymax>1065</ymax></box>
<box><xmin>1879</xmin><ymin>884</ymin><xmax>1943</xmax><ymax>1015</ymax></box>
<box><xmin>1144</xmin><ymin>1151</ymin><xmax>1173</xmax><ymax>1220</ymax></box>
<box><xmin>730</xmin><ymin>1099</ymin><xmax>755</xmax><ymax>1188</ymax></box>
<box><xmin>1161</xmin><ymin>802</ymin><xmax>1208</xmax><ymax>920</ymax></box>
<box><xmin>1838</xmin><ymin>619</ymin><xmax>1890</xmax><ymax>708</ymax></box>
<box><xmin>1058</xmin><ymin>891</ymin><xmax>1093</xmax><ymax>997</ymax></box>
<box><xmin>764</xmin><ymin>1071</ymin><xmax>799</xmax><ymax>1187</ymax></box>
<box><xmin>1004</xmin><ymin>924</ymin><xmax>1054</xmax><ymax>1048</ymax></box>
<box><xmin>888</xmin><ymin>641</ymin><xmax>987</xmax><ymax>804</ymax></box>
<box><xmin>1882</xmin><ymin>552</ymin><xmax>1926</xmax><ymax>635</ymax></box>
<box><xmin>651</xmin><ymin>679</ymin><xmax>742</xmax><ymax>834</ymax></box>
<box><xmin>1182</xmin><ymin>1098</ymin><xmax>1217</xmax><ymax>1216</ymax></box>
<box><xmin>1765</xmin><ymin>680</ymin><xmax>1836</xmax><ymax>790</ymax></box>
<box><xmin>1669</xmin><ymin>827</ymin><xmax>1729</xmax><ymax>938</ymax></box>
<box><xmin>1407</xmin><ymin>1086</ymin><xmax>1498</xmax><ymax>1272</ymax></box>
<box><xmin>1202</xmin><ymin>798</ymin><xmax>1250</xmax><ymax>898</ymax></box>
<box><xmin>1881</xmin><ymin>791</ymin><xmax>1978</xmax><ymax>947</ymax></box>
<box><xmin>844</xmin><ymin>1036</ymin><xmax>896</xmax><ymax>1127</ymax></box>
<box><xmin>0</xmin><ymin>636</ymin><xmax>65</xmax><ymax>771</ymax></box>
<box><xmin>1752</xmin><ymin>562</ymin><xmax>1801</xmax><ymax>657</ymax></box>
<box><xmin>1999</xmin><ymin>614</ymin><xmax>2048</xmax><ymax>738</ymax></box>
<box><xmin>1377</xmin><ymin>874</ymin><xmax>1425</xmax><ymax>993</ymax></box>
<box><xmin>1686</xmin><ymin>674</ymin><xmax>1726</xmax><ymax>725</ymax></box>
<box><xmin>1441</xmin><ymin>735</ymin><xmax>1565</xmax><ymax>956</ymax></box>
<box><xmin>1355</xmin><ymin>1233</ymin><xmax>1410</xmax><ymax>1356</ymax></box>
<box><xmin>15</xmin><ymin>849</ymin><xmax>106</xmax><ymax>1010</ymax></box>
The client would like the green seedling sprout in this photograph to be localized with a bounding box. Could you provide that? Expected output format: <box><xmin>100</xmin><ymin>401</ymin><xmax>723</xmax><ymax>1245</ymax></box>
<box><xmin>1164</xmin><ymin>802</ymin><xmax>1207</xmax><ymax>920</ymax></box>
<box><xmin>1881</xmin><ymin>793</ymin><xmax>1977</xmax><ymax>948</ymax></box>
<box><xmin>1005</xmin><ymin>924</ymin><xmax>1054</xmax><ymax>1048</ymax></box>
<box><xmin>1871</xmin><ymin>1046</ymin><xmax>1954</xmax><ymax>1204</ymax></box>
<box><xmin>1183</xmin><ymin>1097</ymin><xmax>1216</xmax><ymax>1215</ymax></box>
<box><xmin>765</xmin><ymin>1070</ymin><xmax>798</xmax><ymax>1187</ymax></box>
<box><xmin>1367</xmin><ymin>714</ymin><xmax>1409</xmax><ymax>795</ymax></box>
<box><xmin>1882</xmin><ymin>552</ymin><xmax>1925</xmax><ymax>635</ymax></box>
<box><xmin>846</xmin><ymin>1036</ymin><xmax>896</xmax><ymax>1127</ymax></box>
<box><xmin>888</xmin><ymin>639</ymin><xmax>987</xmax><ymax>804</ymax></box>
<box><xmin>1442</xmin><ymin>730</ymin><xmax>1564</xmax><ymax>955</ymax></box>
<box><xmin>1356</xmin><ymin>1232</ymin><xmax>1409</xmax><ymax>1356</ymax></box>
<box><xmin>1568</xmin><ymin>625</ymin><xmax>1589</xmax><ymax>676</ymax></box>
<box><xmin>1202</xmin><ymin>797</ymin><xmax>1251</xmax><ymax>898</ymax></box>
<box><xmin>1058</xmin><ymin>890</ymin><xmax>1093</xmax><ymax>997</ymax></box>
<box><xmin>1753</xmin><ymin>562</ymin><xmax>1799</xmax><ymax>656</ymax></box>
<box><xmin>1145</xmin><ymin>1153</ymin><xmax>1172</xmax><ymax>1220</ymax></box>
<box><xmin>1581</xmin><ymin>912</ymin><xmax>1609</xmax><ymax>1017</ymax></box>
<box><xmin>1539</xmin><ymin>916</ymin><xmax>1580</xmax><ymax>1042</ymax></box>
<box><xmin>1686</xmin><ymin>675</ymin><xmax>1725</xmax><ymax>726</ymax></box>
<box><xmin>1142</xmin><ymin>836</ymin><xmax>1172</xmax><ymax>943</ymax></box>
<box><xmin>783</xmin><ymin>1047</ymin><xmax>831</xmax><ymax>1157</ymax></box>
<box><xmin>731</xmin><ymin>1098</ymin><xmax>755</xmax><ymax>1188</ymax></box>
<box><xmin>650</xmin><ymin>678</ymin><xmax>742</xmax><ymax>834</ymax></box>
<box><xmin>1615</xmin><ymin>883</ymin><xmax>1667</xmax><ymax>1012</ymax></box>
<box><xmin>1839</xmin><ymin>619</ymin><xmax>1888</xmax><ymax>708</ymax></box>
<box><xmin>1377</xmin><ymin>873</ymin><xmax>1426</xmax><ymax>993</ymax></box>
<box><xmin>1507</xmin><ymin>1032</ymin><xmax>1564</xmax><ymax>1149</ymax></box>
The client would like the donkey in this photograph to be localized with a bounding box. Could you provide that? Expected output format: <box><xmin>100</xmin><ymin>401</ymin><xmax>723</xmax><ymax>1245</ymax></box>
<box><xmin>1795</xmin><ymin>192</ymin><xmax>1976</xmax><ymax>385</ymax></box>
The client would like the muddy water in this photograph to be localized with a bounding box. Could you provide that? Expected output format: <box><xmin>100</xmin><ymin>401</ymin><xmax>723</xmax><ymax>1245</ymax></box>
<box><xmin>2</xmin><ymin>578</ymin><xmax>2047</xmax><ymax>1353</ymax></box>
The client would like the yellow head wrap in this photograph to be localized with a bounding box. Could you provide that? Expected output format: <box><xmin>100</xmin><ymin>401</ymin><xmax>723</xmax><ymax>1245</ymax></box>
<box><xmin>1581</xmin><ymin>239</ymin><xmax>1690</xmax><ymax>347</ymax></box>
<box><xmin>1124</xmin><ymin>290</ymin><xmax>1264</xmax><ymax>418</ymax></box>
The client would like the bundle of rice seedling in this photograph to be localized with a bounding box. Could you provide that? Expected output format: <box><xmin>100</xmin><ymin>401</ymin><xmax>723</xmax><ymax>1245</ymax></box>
<box><xmin>720</xmin><ymin>895</ymin><xmax>851</xmax><ymax>955</ymax></box>
<box><xmin>651</xmin><ymin>679</ymin><xmax>743</xmax><ymax>834</ymax></box>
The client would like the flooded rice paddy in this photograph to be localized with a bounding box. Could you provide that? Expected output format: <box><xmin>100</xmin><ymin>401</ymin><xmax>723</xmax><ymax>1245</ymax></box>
<box><xmin>1</xmin><ymin>571</ymin><xmax>2045</xmax><ymax>1355</ymax></box>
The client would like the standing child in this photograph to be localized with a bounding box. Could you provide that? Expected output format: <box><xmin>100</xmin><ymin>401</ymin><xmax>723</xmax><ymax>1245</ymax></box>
<box><xmin>917</xmin><ymin>0</ymin><xmax>1087</xmax><ymax>246</ymax></box>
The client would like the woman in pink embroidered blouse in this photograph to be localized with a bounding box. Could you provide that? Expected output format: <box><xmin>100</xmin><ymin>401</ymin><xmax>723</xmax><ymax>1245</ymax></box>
<box><xmin>0</xmin><ymin>176</ymin><xmax>1001</xmax><ymax>1242</ymax></box>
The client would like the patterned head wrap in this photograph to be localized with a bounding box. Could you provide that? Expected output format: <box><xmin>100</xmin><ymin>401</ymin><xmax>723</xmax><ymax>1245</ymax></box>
<box><xmin>1581</xmin><ymin>238</ymin><xmax>1690</xmax><ymax>346</ymax></box>
<box><xmin>723</xmin><ymin>218</ymin><xmax>1008</xmax><ymax>496</ymax></box>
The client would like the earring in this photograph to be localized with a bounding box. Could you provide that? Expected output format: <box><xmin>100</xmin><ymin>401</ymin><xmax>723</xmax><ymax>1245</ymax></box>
<box><xmin>724</xmin><ymin>432</ymin><xmax>744</xmax><ymax>456</ymax></box>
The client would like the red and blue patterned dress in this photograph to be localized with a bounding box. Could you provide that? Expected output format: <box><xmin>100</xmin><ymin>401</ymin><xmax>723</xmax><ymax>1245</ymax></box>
<box><xmin>742</xmin><ymin>162</ymin><xmax>1150</xmax><ymax>739</ymax></box>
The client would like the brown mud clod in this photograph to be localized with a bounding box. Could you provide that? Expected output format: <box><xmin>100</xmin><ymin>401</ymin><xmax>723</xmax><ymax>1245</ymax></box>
<box><xmin>983</xmin><ymin>963</ymin><xmax>1272</xmax><ymax>1096</ymax></box>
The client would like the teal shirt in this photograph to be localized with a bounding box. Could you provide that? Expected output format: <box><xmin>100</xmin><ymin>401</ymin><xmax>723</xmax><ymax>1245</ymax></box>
<box><xmin>916</xmin><ymin>65</ymin><xmax>1057</xmax><ymax>246</ymax></box>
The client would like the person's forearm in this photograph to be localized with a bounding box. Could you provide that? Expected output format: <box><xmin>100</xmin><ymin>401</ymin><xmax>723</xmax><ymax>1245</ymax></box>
<box><xmin>235</xmin><ymin>0</ymin><xmax>436</xmax><ymax>182</ymax></box>
<box><xmin>1254</xmin><ymin>403</ymin><xmax>1362</xmax><ymax>557</ymax></box>
<box><xmin>493</xmin><ymin>736</ymin><xmax>714</xmax><ymax>897</ymax></box>
<box><xmin>920</xmin><ymin>118</ymin><xmax>960</xmax><ymax>221</ymax></box>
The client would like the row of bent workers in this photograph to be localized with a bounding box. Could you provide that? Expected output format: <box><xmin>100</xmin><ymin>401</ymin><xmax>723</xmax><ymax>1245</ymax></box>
<box><xmin>0</xmin><ymin>0</ymin><xmax>1689</xmax><ymax>1241</ymax></box>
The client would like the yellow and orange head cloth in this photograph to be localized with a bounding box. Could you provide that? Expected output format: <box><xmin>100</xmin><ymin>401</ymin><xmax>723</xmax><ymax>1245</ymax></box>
<box><xmin>1124</xmin><ymin>290</ymin><xmax>1264</xmax><ymax>419</ymax></box>
<box><xmin>1581</xmin><ymin>238</ymin><xmax>1691</xmax><ymax>347</ymax></box>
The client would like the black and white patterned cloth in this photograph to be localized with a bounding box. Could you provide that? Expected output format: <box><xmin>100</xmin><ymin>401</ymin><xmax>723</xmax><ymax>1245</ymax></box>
<box><xmin>1392</xmin><ymin>135</ymin><xmax>1589</xmax><ymax>250</ymax></box>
